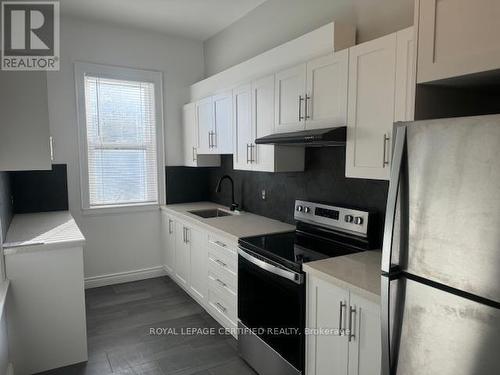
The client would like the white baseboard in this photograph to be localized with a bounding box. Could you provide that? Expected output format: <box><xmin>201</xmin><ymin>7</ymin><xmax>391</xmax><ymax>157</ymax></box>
<box><xmin>85</xmin><ymin>266</ymin><xmax>167</xmax><ymax>289</ymax></box>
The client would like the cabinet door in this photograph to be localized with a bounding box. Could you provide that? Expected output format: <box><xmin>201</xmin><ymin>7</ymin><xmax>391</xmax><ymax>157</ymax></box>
<box><xmin>307</xmin><ymin>276</ymin><xmax>349</xmax><ymax>375</ymax></box>
<box><xmin>347</xmin><ymin>294</ymin><xmax>381</xmax><ymax>375</ymax></box>
<box><xmin>161</xmin><ymin>213</ymin><xmax>175</xmax><ymax>274</ymax></box>
<box><xmin>213</xmin><ymin>92</ymin><xmax>233</xmax><ymax>154</ymax></box>
<box><xmin>394</xmin><ymin>27</ymin><xmax>416</xmax><ymax>122</ymax></box>
<box><xmin>305</xmin><ymin>50</ymin><xmax>349</xmax><ymax>130</ymax></box>
<box><xmin>182</xmin><ymin>103</ymin><xmax>197</xmax><ymax>167</ymax></box>
<box><xmin>189</xmin><ymin>228</ymin><xmax>208</xmax><ymax>304</ymax></box>
<box><xmin>196</xmin><ymin>97</ymin><xmax>214</xmax><ymax>154</ymax></box>
<box><xmin>416</xmin><ymin>0</ymin><xmax>500</xmax><ymax>83</ymax></box>
<box><xmin>252</xmin><ymin>75</ymin><xmax>276</xmax><ymax>172</ymax></box>
<box><xmin>233</xmin><ymin>85</ymin><xmax>253</xmax><ymax>171</ymax></box>
<box><xmin>0</xmin><ymin>71</ymin><xmax>51</xmax><ymax>171</ymax></box>
<box><xmin>274</xmin><ymin>64</ymin><xmax>306</xmax><ymax>133</ymax></box>
<box><xmin>174</xmin><ymin>222</ymin><xmax>190</xmax><ymax>288</ymax></box>
<box><xmin>346</xmin><ymin>33</ymin><xmax>397</xmax><ymax>181</ymax></box>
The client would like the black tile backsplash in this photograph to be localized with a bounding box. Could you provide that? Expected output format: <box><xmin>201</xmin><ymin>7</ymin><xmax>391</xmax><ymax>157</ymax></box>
<box><xmin>165</xmin><ymin>166</ymin><xmax>213</xmax><ymax>204</ymax></box>
<box><xmin>10</xmin><ymin>164</ymin><xmax>69</xmax><ymax>214</ymax></box>
<box><xmin>0</xmin><ymin>172</ymin><xmax>12</xmax><ymax>240</ymax></box>
<box><xmin>165</xmin><ymin>147</ymin><xmax>389</xmax><ymax>243</ymax></box>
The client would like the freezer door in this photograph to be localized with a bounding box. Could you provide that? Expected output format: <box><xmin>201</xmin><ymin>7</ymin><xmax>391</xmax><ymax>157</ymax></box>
<box><xmin>385</xmin><ymin>115</ymin><xmax>500</xmax><ymax>303</ymax></box>
<box><xmin>383</xmin><ymin>275</ymin><xmax>500</xmax><ymax>375</ymax></box>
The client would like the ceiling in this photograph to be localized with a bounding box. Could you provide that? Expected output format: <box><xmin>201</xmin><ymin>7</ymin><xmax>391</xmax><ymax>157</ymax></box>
<box><xmin>59</xmin><ymin>0</ymin><xmax>268</xmax><ymax>40</ymax></box>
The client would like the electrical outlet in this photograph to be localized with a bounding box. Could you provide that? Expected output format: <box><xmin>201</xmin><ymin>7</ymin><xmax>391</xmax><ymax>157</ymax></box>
<box><xmin>261</xmin><ymin>189</ymin><xmax>266</xmax><ymax>200</ymax></box>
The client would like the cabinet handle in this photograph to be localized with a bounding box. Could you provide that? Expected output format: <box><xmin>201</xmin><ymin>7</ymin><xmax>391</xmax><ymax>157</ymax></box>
<box><xmin>49</xmin><ymin>136</ymin><xmax>54</xmax><ymax>161</ymax></box>
<box><xmin>216</xmin><ymin>278</ymin><xmax>227</xmax><ymax>287</ymax></box>
<box><xmin>348</xmin><ymin>306</ymin><xmax>356</xmax><ymax>342</ymax></box>
<box><xmin>298</xmin><ymin>95</ymin><xmax>304</xmax><ymax>121</ymax></box>
<box><xmin>214</xmin><ymin>240</ymin><xmax>227</xmax><ymax>248</ymax></box>
<box><xmin>215</xmin><ymin>302</ymin><xmax>227</xmax><ymax>313</ymax></box>
<box><xmin>215</xmin><ymin>259</ymin><xmax>227</xmax><ymax>268</ymax></box>
<box><xmin>246</xmin><ymin>144</ymin><xmax>250</xmax><ymax>164</ymax></box>
<box><xmin>212</xmin><ymin>132</ymin><xmax>217</xmax><ymax>149</ymax></box>
<box><xmin>208</xmin><ymin>132</ymin><xmax>213</xmax><ymax>149</ymax></box>
<box><xmin>383</xmin><ymin>133</ymin><xmax>391</xmax><ymax>167</ymax></box>
<box><xmin>184</xmin><ymin>228</ymin><xmax>189</xmax><ymax>243</ymax></box>
<box><xmin>168</xmin><ymin>219</ymin><xmax>173</xmax><ymax>234</ymax></box>
<box><xmin>305</xmin><ymin>94</ymin><xmax>311</xmax><ymax>120</ymax></box>
<box><xmin>192</xmin><ymin>147</ymin><xmax>197</xmax><ymax>162</ymax></box>
<box><xmin>250</xmin><ymin>144</ymin><xmax>255</xmax><ymax>163</ymax></box>
<box><xmin>182</xmin><ymin>227</ymin><xmax>186</xmax><ymax>243</ymax></box>
<box><xmin>339</xmin><ymin>301</ymin><xmax>346</xmax><ymax>335</ymax></box>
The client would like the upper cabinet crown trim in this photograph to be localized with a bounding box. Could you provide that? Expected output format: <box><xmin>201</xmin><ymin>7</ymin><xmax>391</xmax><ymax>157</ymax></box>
<box><xmin>190</xmin><ymin>22</ymin><xmax>355</xmax><ymax>101</ymax></box>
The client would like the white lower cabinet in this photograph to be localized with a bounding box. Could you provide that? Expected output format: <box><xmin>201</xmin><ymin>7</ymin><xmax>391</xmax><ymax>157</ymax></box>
<box><xmin>174</xmin><ymin>221</ymin><xmax>191</xmax><ymax>289</ymax></box>
<box><xmin>307</xmin><ymin>275</ymin><xmax>381</xmax><ymax>375</ymax></box>
<box><xmin>161</xmin><ymin>212</ymin><xmax>175</xmax><ymax>274</ymax></box>
<box><xmin>161</xmin><ymin>212</ymin><xmax>237</xmax><ymax>336</ymax></box>
<box><xmin>189</xmin><ymin>229</ymin><xmax>208</xmax><ymax>303</ymax></box>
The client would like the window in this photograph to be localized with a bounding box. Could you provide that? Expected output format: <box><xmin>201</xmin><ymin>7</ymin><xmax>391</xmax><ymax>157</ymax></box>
<box><xmin>75</xmin><ymin>63</ymin><xmax>164</xmax><ymax>211</ymax></box>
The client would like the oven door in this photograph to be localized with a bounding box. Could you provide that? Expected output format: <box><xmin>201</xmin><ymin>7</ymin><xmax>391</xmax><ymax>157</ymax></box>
<box><xmin>238</xmin><ymin>247</ymin><xmax>305</xmax><ymax>372</ymax></box>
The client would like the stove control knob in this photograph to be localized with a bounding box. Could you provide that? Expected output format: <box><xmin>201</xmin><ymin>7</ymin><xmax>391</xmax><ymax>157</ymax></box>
<box><xmin>296</xmin><ymin>205</ymin><xmax>303</xmax><ymax>212</ymax></box>
<box><xmin>304</xmin><ymin>207</ymin><xmax>311</xmax><ymax>214</ymax></box>
<box><xmin>345</xmin><ymin>215</ymin><xmax>354</xmax><ymax>223</ymax></box>
<box><xmin>354</xmin><ymin>217</ymin><xmax>364</xmax><ymax>225</ymax></box>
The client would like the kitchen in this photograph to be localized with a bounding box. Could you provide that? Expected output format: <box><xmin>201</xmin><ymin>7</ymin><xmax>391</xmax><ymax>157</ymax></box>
<box><xmin>0</xmin><ymin>0</ymin><xmax>499</xmax><ymax>374</ymax></box>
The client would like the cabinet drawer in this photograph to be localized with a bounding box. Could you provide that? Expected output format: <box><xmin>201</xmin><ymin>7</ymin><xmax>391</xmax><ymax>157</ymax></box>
<box><xmin>207</xmin><ymin>236</ymin><xmax>237</xmax><ymax>275</ymax></box>
<box><xmin>208</xmin><ymin>269</ymin><xmax>237</xmax><ymax>303</ymax></box>
<box><xmin>207</xmin><ymin>289</ymin><xmax>237</xmax><ymax>330</ymax></box>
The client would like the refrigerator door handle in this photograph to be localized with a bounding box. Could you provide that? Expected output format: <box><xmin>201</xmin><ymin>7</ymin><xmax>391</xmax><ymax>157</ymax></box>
<box><xmin>381</xmin><ymin>125</ymin><xmax>407</xmax><ymax>273</ymax></box>
<box><xmin>381</xmin><ymin>276</ymin><xmax>391</xmax><ymax>375</ymax></box>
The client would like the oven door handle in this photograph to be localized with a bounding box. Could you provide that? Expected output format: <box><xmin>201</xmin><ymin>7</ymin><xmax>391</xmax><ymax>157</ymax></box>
<box><xmin>238</xmin><ymin>248</ymin><xmax>304</xmax><ymax>285</ymax></box>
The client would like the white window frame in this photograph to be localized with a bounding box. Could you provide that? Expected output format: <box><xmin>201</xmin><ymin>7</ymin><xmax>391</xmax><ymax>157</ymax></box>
<box><xmin>75</xmin><ymin>62</ymin><xmax>165</xmax><ymax>214</ymax></box>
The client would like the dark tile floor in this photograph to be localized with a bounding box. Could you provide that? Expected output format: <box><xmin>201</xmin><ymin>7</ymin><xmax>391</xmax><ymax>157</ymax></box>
<box><xmin>37</xmin><ymin>277</ymin><xmax>255</xmax><ymax>375</ymax></box>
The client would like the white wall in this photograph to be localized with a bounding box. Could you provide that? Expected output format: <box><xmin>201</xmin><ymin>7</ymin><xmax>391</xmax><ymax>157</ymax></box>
<box><xmin>47</xmin><ymin>16</ymin><xmax>204</xmax><ymax>281</ymax></box>
<box><xmin>203</xmin><ymin>0</ymin><xmax>414</xmax><ymax>76</ymax></box>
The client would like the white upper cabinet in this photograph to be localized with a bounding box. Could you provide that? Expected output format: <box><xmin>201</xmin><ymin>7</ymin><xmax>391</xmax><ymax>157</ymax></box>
<box><xmin>196</xmin><ymin>93</ymin><xmax>233</xmax><ymax>155</ymax></box>
<box><xmin>182</xmin><ymin>103</ymin><xmax>220</xmax><ymax>167</ymax></box>
<box><xmin>274</xmin><ymin>64</ymin><xmax>307</xmax><ymax>133</ymax></box>
<box><xmin>196</xmin><ymin>97</ymin><xmax>214</xmax><ymax>154</ymax></box>
<box><xmin>233</xmin><ymin>76</ymin><xmax>304</xmax><ymax>172</ymax></box>
<box><xmin>416</xmin><ymin>0</ymin><xmax>500</xmax><ymax>83</ymax></box>
<box><xmin>346</xmin><ymin>27</ymin><xmax>415</xmax><ymax>181</ymax></box>
<box><xmin>305</xmin><ymin>50</ymin><xmax>349</xmax><ymax>130</ymax></box>
<box><xmin>0</xmin><ymin>71</ymin><xmax>52</xmax><ymax>171</ymax></box>
<box><xmin>213</xmin><ymin>92</ymin><xmax>234</xmax><ymax>154</ymax></box>
<box><xmin>252</xmin><ymin>75</ymin><xmax>278</xmax><ymax>172</ymax></box>
<box><xmin>275</xmin><ymin>51</ymin><xmax>349</xmax><ymax>134</ymax></box>
<box><xmin>233</xmin><ymin>84</ymin><xmax>253</xmax><ymax>171</ymax></box>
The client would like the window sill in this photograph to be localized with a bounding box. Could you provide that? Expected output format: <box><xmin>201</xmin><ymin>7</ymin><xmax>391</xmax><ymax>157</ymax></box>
<box><xmin>81</xmin><ymin>203</ymin><xmax>161</xmax><ymax>216</ymax></box>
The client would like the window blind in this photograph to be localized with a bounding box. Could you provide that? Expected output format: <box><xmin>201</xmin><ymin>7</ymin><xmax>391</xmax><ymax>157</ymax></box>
<box><xmin>83</xmin><ymin>75</ymin><xmax>159</xmax><ymax>207</ymax></box>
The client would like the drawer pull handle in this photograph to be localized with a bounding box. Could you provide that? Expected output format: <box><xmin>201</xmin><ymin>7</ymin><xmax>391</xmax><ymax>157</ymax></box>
<box><xmin>215</xmin><ymin>302</ymin><xmax>227</xmax><ymax>313</ymax></box>
<box><xmin>215</xmin><ymin>259</ymin><xmax>227</xmax><ymax>267</ymax></box>
<box><xmin>214</xmin><ymin>240</ymin><xmax>227</xmax><ymax>248</ymax></box>
<box><xmin>216</xmin><ymin>278</ymin><xmax>227</xmax><ymax>287</ymax></box>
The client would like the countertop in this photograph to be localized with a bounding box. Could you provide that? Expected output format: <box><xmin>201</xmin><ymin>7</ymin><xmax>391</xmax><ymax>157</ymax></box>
<box><xmin>303</xmin><ymin>251</ymin><xmax>382</xmax><ymax>302</ymax></box>
<box><xmin>161</xmin><ymin>202</ymin><xmax>295</xmax><ymax>243</ymax></box>
<box><xmin>3</xmin><ymin>211</ymin><xmax>85</xmax><ymax>255</ymax></box>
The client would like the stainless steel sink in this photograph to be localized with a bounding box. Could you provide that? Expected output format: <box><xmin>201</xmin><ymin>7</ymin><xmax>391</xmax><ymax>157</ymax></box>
<box><xmin>188</xmin><ymin>209</ymin><xmax>233</xmax><ymax>218</ymax></box>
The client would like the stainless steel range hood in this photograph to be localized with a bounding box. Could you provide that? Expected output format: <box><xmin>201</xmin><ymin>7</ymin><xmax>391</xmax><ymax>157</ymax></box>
<box><xmin>254</xmin><ymin>126</ymin><xmax>346</xmax><ymax>146</ymax></box>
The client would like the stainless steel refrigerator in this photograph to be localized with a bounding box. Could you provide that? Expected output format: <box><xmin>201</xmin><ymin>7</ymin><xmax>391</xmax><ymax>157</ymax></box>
<box><xmin>381</xmin><ymin>114</ymin><xmax>500</xmax><ymax>375</ymax></box>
